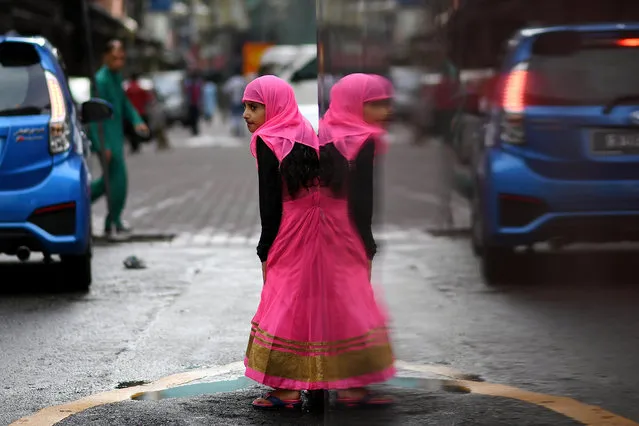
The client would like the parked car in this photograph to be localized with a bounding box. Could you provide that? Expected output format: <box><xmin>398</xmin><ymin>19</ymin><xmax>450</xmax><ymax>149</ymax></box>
<box><xmin>470</xmin><ymin>23</ymin><xmax>639</xmax><ymax>283</ymax></box>
<box><xmin>389</xmin><ymin>66</ymin><xmax>422</xmax><ymax>123</ymax></box>
<box><xmin>0</xmin><ymin>36</ymin><xmax>113</xmax><ymax>290</ymax></box>
<box><xmin>259</xmin><ymin>44</ymin><xmax>318</xmax><ymax>131</ymax></box>
<box><xmin>151</xmin><ymin>70</ymin><xmax>188</xmax><ymax>127</ymax></box>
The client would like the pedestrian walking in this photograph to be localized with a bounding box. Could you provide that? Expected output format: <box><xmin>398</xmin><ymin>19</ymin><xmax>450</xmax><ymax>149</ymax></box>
<box><xmin>224</xmin><ymin>72</ymin><xmax>247</xmax><ymax>137</ymax></box>
<box><xmin>124</xmin><ymin>72</ymin><xmax>152</xmax><ymax>153</ymax></box>
<box><xmin>202</xmin><ymin>76</ymin><xmax>217</xmax><ymax>124</ymax></box>
<box><xmin>147</xmin><ymin>87</ymin><xmax>171</xmax><ymax>151</ymax></box>
<box><xmin>243</xmin><ymin>75</ymin><xmax>395</xmax><ymax>410</ymax></box>
<box><xmin>183</xmin><ymin>69</ymin><xmax>203</xmax><ymax>135</ymax></box>
<box><xmin>88</xmin><ymin>39</ymin><xmax>148</xmax><ymax>239</ymax></box>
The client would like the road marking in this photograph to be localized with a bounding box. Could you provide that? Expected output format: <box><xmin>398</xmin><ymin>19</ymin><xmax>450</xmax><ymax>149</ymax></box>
<box><xmin>399</xmin><ymin>363</ymin><xmax>639</xmax><ymax>426</ymax></box>
<box><xmin>12</xmin><ymin>360</ymin><xmax>639</xmax><ymax>426</ymax></box>
<box><xmin>10</xmin><ymin>362</ymin><xmax>244</xmax><ymax>426</ymax></box>
<box><xmin>458</xmin><ymin>380</ymin><xmax>638</xmax><ymax>426</ymax></box>
<box><xmin>395</xmin><ymin>361</ymin><xmax>479</xmax><ymax>381</ymax></box>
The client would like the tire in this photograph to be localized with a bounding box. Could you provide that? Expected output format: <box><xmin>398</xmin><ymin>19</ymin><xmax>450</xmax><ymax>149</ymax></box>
<box><xmin>60</xmin><ymin>242</ymin><xmax>92</xmax><ymax>292</ymax></box>
<box><xmin>472</xmin><ymin>193</ymin><xmax>515</xmax><ymax>284</ymax></box>
<box><xmin>480</xmin><ymin>245</ymin><xmax>514</xmax><ymax>285</ymax></box>
<box><xmin>471</xmin><ymin>191</ymin><xmax>483</xmax><ymax>256</ymax></box>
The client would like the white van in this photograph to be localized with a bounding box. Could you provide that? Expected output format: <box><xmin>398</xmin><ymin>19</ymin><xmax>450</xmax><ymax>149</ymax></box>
<box><xmin>259</xmin><ymin>44</ymin><xmax>318</xmax><ymax>131</ymax></box>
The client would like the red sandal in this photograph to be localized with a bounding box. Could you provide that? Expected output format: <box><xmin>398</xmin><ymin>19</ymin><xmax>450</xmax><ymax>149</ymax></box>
<box><xmin>252</xmin><ymin>392</ymin><xmax>302</xmax><ymax>411</ymax></box>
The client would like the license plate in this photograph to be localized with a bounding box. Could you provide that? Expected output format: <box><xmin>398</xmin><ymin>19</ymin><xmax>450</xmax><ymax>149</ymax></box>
<box><xmin>591</xmin><ymin>131</ymin><xmax>639</xmax><ymax>155</ymax></box>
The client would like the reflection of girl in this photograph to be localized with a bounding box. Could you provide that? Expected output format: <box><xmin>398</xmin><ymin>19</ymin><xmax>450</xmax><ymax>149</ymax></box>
<box><xmin>242</xmin><ymin>75</ymin><xmax>394</xmax><ymax>410</ymax></box>
<box><xmin>317</xmin><ymin>73</ymin><xmax>396</xmax><ymax>407</ymax></box>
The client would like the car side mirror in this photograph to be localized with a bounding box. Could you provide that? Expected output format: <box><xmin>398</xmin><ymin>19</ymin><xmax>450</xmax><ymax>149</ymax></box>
<box><xmin>81</xmin><ymin>98</ymin><xmax>113</xmax><ymax>123</ymax></box>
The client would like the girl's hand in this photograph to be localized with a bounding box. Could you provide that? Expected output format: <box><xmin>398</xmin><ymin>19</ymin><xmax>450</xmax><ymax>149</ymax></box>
<box><xmin>262</xmin><ymin>262</ymin><xmax>267</xmax><ymax>284</ymax></box>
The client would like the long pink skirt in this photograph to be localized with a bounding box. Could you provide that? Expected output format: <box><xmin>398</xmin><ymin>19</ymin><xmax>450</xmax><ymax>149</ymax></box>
<box><xmin>245</xmin><ymin>189</ymin><xmax>395</xmax><ymax>390</ymax></box>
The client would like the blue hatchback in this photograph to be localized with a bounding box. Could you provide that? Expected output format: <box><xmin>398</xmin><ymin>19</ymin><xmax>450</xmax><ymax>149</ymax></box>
<box><xmin>0</xmin><ymin>36</ymin><xmax>112</xmax><ymax>290</ymax></box>
<box><xmin>472</xmin><ymin>23</ymin><xmax>639</xmax><ymax>281</ymax></box>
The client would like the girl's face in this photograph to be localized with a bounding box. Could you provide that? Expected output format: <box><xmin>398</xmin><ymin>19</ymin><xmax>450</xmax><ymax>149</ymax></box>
<box><xmin>243</xmin><ymin>101</ymin><xmax>266</xmax><ymax>133</ymax></box>
<box><xmin>363</xmin><ymin>98</ymin><xmax>392</xmax><ymax>127</ymax></box>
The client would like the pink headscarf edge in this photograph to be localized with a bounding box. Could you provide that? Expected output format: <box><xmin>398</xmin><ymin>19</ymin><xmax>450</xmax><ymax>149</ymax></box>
<box><xmin>242</xmin><ymin>75</ymin><xmax>319</xmax><ymax>164</ymax></box>
<box><xmin>319</xmin><ymin>73</ymin><xmax>393</xmax><ymax>160</ymax></box>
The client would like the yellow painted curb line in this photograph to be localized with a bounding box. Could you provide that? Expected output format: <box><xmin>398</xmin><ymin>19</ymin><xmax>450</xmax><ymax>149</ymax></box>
<box><xmin>398</xmin><ymin>362</ymin><xmax>638</xmax><ymax>425</ymax></box>
<box><xmin>9</xmin><ymin>362</ymin><xmax>244</xmax><ymax>426</ymax></box>
<box><xmin>456</xmin><ymin>380</ymin><xmax>638</xmax><ymax>426</ymax></box>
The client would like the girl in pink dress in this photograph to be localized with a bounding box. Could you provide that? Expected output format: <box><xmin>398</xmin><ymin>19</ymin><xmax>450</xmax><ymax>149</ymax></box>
<box><xmin>243</xmin><ymin>75</ymin><xmax>395</xmax><ymax>410</ymax></box>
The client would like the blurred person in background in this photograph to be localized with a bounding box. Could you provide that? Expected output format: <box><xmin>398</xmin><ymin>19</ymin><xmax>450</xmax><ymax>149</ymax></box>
<box><xmin>202</xmin><ymin>75</ymin><xmax>218</xmax><ymax>125</ymax></box>
<box><xmin>147</xmin><ymin>85</ymin><xmax>171</xmax><ymax>151</ymax></box>
<box><xmin>125</xmin><ymin>72</ymin><xmax>152</xmax><ymax>154</ymax></box>
<box><xmin>89</xmin><ymin>39</ymin><xmax>148</xmax><ymax>239</ymax></box>
<box><xmin>217</xmin><ymin>74</ymin><xmax>230</xmax><ymax>124</ymax></box>
<box><xmin>183</xmin><ymin>69</ymin><xmax>204</xmax><ymax>135</ymax></box>
<box><xmin>433</xmin><ymin>54</ymin><xmax>460</xmax><ymax>146</ymax></box>
<box><xmin>316</xmin><ymin>73</ymin><xmax>396</xmax><ymax>406</ymax></box>
<box><xmin>224</xmin><ymin>70</ymin><xmax>247</xmax><ymax>137</ymax></box>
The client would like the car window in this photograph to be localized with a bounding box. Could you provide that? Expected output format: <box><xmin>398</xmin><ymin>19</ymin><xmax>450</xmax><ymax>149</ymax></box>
<box><xmin>527</xmin><ymin>40</ymin><xmax>639</xmax><ymax>106</ymax></box>
<box><xmin>0</xmin><ymin>42</ymin><xmax>49</xmax><ymax>113</ymax></box>
<box><xmin>292</xmin><ymin>57</ymin><xmax>318</xmax><ymax>81</ymax></box>
<box><xmin>153</xmin><ymin>75</ymin><xmax>182</xmax><ymax>97</ymax></box>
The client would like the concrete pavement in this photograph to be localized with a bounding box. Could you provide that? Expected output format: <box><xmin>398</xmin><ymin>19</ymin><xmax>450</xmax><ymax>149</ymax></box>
<box><xmin>91</xmin><ymin>121</ymin><xmax>469</xmax><ymax>239</ymax></box>
<box><xmin>4</xmin><ymin>122</ymin><xmax>639</xmax><ymax>425</ymax></box>
<box><xmin>5</xmin><ymin>235</ymin><xmax>639</xmax><ymax>425</ymax></box>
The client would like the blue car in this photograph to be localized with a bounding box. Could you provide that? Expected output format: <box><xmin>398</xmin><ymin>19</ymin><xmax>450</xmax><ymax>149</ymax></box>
<box><xmin>471</xmin><ymin>23</ymin><xmax>639</xmax><ymax>282</ymax></box>
<box><xmin>0</xmin><ymin>36</ymin><xmax>112</xmax><ymax>291</ymax></box>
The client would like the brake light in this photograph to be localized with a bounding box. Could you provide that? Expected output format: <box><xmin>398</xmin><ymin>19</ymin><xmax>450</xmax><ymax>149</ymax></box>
<box><xmin>617</xmin><ymin>38</ymin><xmax>639</xmax><ymax>47</ymax></box>
<box><xmin>500</xmin><ymin>63</ymin><xmax>528</xmax><ymax>145</ymax></box>
<box><xmin>502</xmin><ymin>64</ymin><xmax>527</xmax><ymax>113</ymax></box>
<box><xmin>45</xmin><ymin>71</ymin><xmax>70</xmax><ymax>154</ymax></box>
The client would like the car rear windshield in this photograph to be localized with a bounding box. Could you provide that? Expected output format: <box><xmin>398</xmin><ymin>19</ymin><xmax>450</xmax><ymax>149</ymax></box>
<box><xmin>0</xmin><ymin>42</ymin><xmax>49</xmax><ymax>115</ymax></box>
<box><xmin>526</xmin><ymin>34</ymin><xmax>639</xmax><ymax>106</ymax></box>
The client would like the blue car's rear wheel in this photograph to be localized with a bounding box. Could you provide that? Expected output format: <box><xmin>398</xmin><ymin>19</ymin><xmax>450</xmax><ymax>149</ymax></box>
<box><xmin>60</xmin><ymin>241</ymin><xmax>92</xmax><ymax>292</ymax></box>
<box><xmin>481</xmin><ymin>245</ymin><xmax>514</xmax><ymax>285</ymax></box>
<box><xmin>473</xmin><ymin>192</ymin><xmax>515</xmax><ymax>283</ymax></box>
<box><xmin>471</xmin><ymin>193</ymin><xmax>483</xmax><ymax>256</ymax></box>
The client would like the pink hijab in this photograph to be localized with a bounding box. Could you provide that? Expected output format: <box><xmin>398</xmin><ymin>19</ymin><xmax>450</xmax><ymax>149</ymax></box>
<box><xmin>319</xmin><ymin>73</ymin><xmax>393</xmax><ymax>161</ymax></box>
<box><xmin>243</xmin><ymin>75</ymin><xmax>318</xmax><ymax>162</ymax></box>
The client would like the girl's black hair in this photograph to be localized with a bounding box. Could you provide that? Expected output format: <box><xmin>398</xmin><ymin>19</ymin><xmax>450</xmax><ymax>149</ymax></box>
<box><xmin>319</xmin><ymin>143</ymin><xmax>348</xmax><ymax>197</ymax></box>
<box><xmin>280</xmin><ymin>143</ymin><xmax>320</xmax><ymax>198</ymax></box>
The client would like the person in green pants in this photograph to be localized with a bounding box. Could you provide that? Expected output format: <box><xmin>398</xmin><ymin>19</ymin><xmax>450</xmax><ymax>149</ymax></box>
<box><xmin>88</xmin><ymin>40</ymin><xmax>148</xmax><ymax>239</ymax></box>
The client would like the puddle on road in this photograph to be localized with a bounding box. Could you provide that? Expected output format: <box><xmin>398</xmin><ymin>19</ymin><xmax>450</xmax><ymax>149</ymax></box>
<box><xmin>132</xmin><ymin>377</ymin><xmax>253</xmax><ymax>400</ymax></box>
<box><xmin>131</xmin><ymin>376</ymin><xmax>470</xmax><ymax>401</ymax></box>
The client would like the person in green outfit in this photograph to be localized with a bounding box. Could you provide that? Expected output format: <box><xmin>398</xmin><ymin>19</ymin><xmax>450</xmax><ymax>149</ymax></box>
<box><xmin>88</xmin><ymin>40</ymin><xmax>148</xmax><ymax>238</ymax></box>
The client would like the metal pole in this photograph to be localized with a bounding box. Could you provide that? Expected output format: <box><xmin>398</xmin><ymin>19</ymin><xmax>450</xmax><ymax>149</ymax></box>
<box><xmin>80</xmin><ymin>0</ymin><xmax>114</xmax><ymax>231</ymax></box>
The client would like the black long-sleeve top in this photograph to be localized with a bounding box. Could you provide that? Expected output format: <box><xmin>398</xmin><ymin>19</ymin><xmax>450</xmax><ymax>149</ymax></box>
<box><xmin>256</xmin><ymin>138</ymin><xmax>376</xmax><ymax>262</ymax></box>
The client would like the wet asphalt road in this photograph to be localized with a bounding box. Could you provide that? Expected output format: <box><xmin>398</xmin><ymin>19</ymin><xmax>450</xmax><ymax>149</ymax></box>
<box><xmin>2</xmin><ymin>125</ymin><xmax>639</xmax><ymax>425</ymax></box>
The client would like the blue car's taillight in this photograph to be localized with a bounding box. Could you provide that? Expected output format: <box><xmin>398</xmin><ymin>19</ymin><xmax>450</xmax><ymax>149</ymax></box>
<box><xmin>45</xmin><ymin>71</ymin><xmax>71</xmax><ymax>154</ymax></box>
<box><xmin>500</xmin><ymin>62</ymin><xmax>528</xmax><ymax>145</ymax></box>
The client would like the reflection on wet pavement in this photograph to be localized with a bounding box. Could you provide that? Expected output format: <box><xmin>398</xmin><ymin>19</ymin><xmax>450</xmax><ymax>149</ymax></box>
<box><xmin>131</xmin><ymin>376</ymin><xmax>469</xmax><ymax>403</ymax></box>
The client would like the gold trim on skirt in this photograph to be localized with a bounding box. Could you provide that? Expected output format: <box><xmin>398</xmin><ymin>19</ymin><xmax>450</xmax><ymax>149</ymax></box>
<box><xmin>245</xmin><ymin>324</ymin><xmax>394</xmax><ymax>382</ymax></box>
